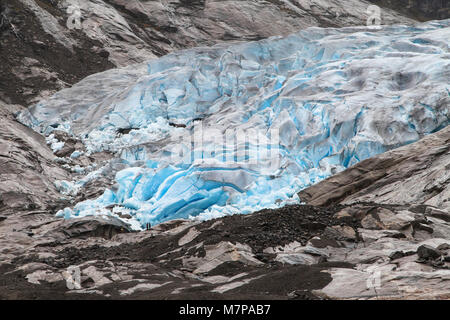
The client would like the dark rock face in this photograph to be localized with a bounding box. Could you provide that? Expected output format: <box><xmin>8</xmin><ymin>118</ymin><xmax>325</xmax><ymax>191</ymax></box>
<box><xmin>0</xmin><ymin>0</ymin><xmax>449</xmax><ymax>301</ymax></box>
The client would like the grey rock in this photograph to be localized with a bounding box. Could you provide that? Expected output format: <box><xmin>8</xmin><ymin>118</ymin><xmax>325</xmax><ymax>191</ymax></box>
<box><xmin>417</xmin><ymin>245</ymin><xmax>442</xmax><ymax>261</ymax></box>
<box><xmin>323</xmin><ymin>226</ymin><xmax>357</xmax><ymax>241</ymax></box>
<box><xmin>361</xmin><ymin>214</ymin><xmax>382</xmax><ymax>230</ymax></box>
<box><xmin>54</xmin><ymin>145</ymin><xmax>76</xmax><ymax>158</ymax></box>
<box><xmin>389</xmin><ymin>251</ymin><xmax>405</xmax><ymax>260</ymax></box>
<box><xmin>358</xmin><ymin>229</ymin><xmax>406</xmax><ymax>243</ymax></box>
<box><xmin>437</xmin><ymin>243</ymin><xmax>450</xmax><ymax>251</ymax></box>
<box><xmin>389</xmin><ymin>250</ymin><xmax>415</xmax><ymax>261</ymax></box>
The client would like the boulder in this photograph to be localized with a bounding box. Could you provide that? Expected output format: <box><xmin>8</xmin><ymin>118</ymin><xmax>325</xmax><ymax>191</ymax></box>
<box><xmin>417</xmin><ymin>245</ymin><xmax>442</xmax><ymax>261</ymax></box>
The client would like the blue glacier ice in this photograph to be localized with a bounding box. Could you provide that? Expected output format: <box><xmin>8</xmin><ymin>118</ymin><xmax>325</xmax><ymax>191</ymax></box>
<box><xmin>18</xmin><ymin>20</ymin><xmax>450</xmax><ymax>229</ymax></box>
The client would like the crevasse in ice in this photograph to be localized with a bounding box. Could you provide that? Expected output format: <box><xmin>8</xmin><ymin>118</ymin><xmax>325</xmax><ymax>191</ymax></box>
<box><xmin>18</xmin><ymin>20</ymin><xmax>450</xmax><ymax>229</ymax></box>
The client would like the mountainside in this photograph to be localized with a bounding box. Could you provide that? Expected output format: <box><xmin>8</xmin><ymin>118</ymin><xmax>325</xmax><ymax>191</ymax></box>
<box><xmin>0</xmin><ymin>0</ymin><xmax>419</xmax><ymax>105</ymax></box>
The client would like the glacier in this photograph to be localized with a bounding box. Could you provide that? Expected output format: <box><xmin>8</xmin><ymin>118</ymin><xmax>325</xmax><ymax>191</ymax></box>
<box><xmin>18</xmin><ymin>20</ymin><xmax>450</xmax><ymax>229</ymax></box>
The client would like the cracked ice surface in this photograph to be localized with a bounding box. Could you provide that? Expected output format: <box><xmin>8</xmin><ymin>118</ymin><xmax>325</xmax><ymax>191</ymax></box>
<box><xmin>18</xmin><ymin>20</ymin><xmax>450</xmax><ymax>228</ymax></box>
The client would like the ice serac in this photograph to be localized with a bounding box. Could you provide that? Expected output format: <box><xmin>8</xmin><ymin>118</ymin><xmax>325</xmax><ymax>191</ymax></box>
<box><xmin>18</xmin><ymin>20</ymin><xmax>450</xmax><ymax>229</ymax></box>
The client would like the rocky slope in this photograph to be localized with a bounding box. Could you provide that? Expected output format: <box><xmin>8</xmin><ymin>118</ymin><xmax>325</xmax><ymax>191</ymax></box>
<box><xmin>1</xmin><ymin>97</ymin><xmax>449</xmax><ymax>300</ymax></box>
<box><xmin>299</xmin><ymin>126</ymin><xmax>450</xmax><ymax>210</ymax></box>
<box><xmin>0</xmin><ymin>0</ymin><xmax>419</xmax><ymax>105</ymax></box>
<box><xmin>298</xmin><ymin>125</ymin><xmax>450</xmax><ymax>299</ymax></box>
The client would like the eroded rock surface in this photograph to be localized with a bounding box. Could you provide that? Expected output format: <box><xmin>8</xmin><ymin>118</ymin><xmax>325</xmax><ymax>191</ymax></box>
<box><xmin>1</xmin><ymin>1</ymin><xmax>449</xmax><ymax>300</ymax></box>
<box><xmin>1</xmin><ymin>196</ymin><xmax>450</xmax><ymax>299</ymax></box>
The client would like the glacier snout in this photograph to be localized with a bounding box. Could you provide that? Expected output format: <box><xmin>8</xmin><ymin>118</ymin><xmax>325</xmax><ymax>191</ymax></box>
<box><xmin>18</xmin><ymin>20</ymin><xmax>450</xmax><ymax>228</ymax></box>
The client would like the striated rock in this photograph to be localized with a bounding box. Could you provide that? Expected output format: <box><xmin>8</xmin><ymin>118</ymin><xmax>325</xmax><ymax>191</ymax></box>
<box><xmin>361</xmin><ymin>214</ymin><xmax>383</xmax><ymax>230</ymax></box>
<box><xmin>425</xmin><ymin>207</ymin><xmax>450</xmax><ymax>223</ymax></box>
<box><xmin>0</xmin><ymin>101</ymin><xmax>69</xmax><ymax>213</ymax></box>
<box><xmin>313</xmin><ymin>268</ymin><xmax>398</xmax><ymax>299</ymax></box>
<box><xmin>47</xmin><ymin>216</ymin><xmax>133</xmax><ymax>240</ymax></box>
<box><xmin>178</xmin><ymin>227</ymin><xmax>200</xmax><ymax>246</ymax></box>
<box><xmin>369</xmin><ymin>0</ymin><xmax>450</xmax><ymax>21</ymax></box>
<box><xmin>315</xmin><ymin>266</ymin><xmax>450</xmax><ymax>300</ymax></box>
<box><xmin>183</xmin><ymin>241</ymin><xmax>263</xmax><ymax>274</ymax></box>
<box><xmin>389</xmin><ymin>251</ymin><xmax>407</xmax><ymax>260</ymax></box>
<box><xmin>26</xmin><ymin>268</ymin><xmax>64</xmax><ymax>285</ymax></box>
<box><xmin>263</xmin><ymin>241</ymin><xmax>326</xmax><ymax>265</ymax></box>
<box><xmin>358</xmin><ymin>229</ymin><xmax>406</xmax><ymax>243</ymax></box>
